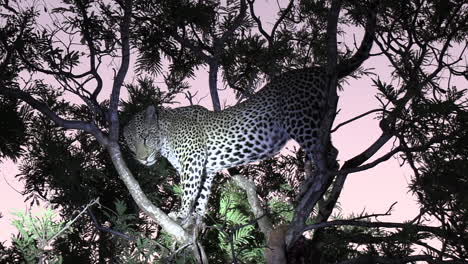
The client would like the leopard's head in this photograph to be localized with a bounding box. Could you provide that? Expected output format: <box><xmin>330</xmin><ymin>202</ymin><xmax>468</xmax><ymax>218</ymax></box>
<box><xmin>124</xmin><ymin>105</ymin><xmax>161</xmax><ymax>166</ymax></box>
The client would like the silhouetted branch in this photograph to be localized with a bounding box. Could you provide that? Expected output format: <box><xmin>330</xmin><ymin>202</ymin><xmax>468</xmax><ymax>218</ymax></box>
<box><xmin>247</xmin><ymin>0</ymin><xmax>294</xmax><ymax>46</ymax></box>
<box><xmin>42</xmin><ymin>198</ymin><xmax>101</xmax><ymax>250</ymax></box>
<box><xmin>331</xmin><ymin>108</ymin><xmax>385</xmax><ymax>133</ymax></box>
<box><xmin>337</xmin><ymin>0</ymin><xmax>379</xmax><ymax>78</ymax></box>
<box><xmin>0</xmin><ymin>87</ymin><xmax>109</xmax><ymax>145</ymax></box>
<box><xmin>218</xmin><ymin>0</ymin><xmax>247</xmax><ymax>45</ymax></box>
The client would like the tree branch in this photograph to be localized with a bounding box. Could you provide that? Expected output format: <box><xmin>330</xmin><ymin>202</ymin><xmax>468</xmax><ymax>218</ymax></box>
<box><xmin>247</xmin><ymin>0</ymin><xmax>272</xmax><ymax>43</ymax></box>
<box><xmin>0</xmin><ymin>87</ymin><xmax>109</xmax><ymax>145</ymax></box>
<box><xmin>232</xmin><ymin>175</ymin><xmax>273</xmax><ymax>237</ymax></box>
<box><xmin>106</xmin><ymin>146</ymin><xmax>190</xmax><ymax>244</ymax></box>
<box><xmin>337</xmin><ymin>0</ymin><xmax>379</xmax><ymax>78</ymax></box>
<box><xmin>303</xmin><ymin>219</ymin><xmax>442</xmax><ymax>236</ymax></box>
<box><xmin>331</xmin><ymin>108</ymin><xmax>385</xmax><ymax>133</ymax></box>
<box><xmin>108</xmin><ymin>0</ymin><xmax>132</xmax><ymax>142</ymax></box>
<box><xmin>286</xmin><ymin>0</ymin><xmax>343</xmax><ymax>249</ymax></box>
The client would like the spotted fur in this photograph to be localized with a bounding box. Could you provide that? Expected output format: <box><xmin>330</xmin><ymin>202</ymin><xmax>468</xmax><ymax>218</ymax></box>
<box><xmin>124</xmin><ymin>67</ymin><xmax>328</xmax><ymax>220</ymax></box>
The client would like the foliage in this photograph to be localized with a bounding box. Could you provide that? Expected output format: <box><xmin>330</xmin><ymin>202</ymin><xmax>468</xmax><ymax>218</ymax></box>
<box><xmin>405</xmin><ymin>90</ymin><xmax>468</xmax><ymax>256</ymax></box>
<box><xmin>0</xmin><ymin>97</ymin><xmax>26</xmax><ymax>161</ymax></box>
<box><xmin>102</xmin><ymin>200</ymin><xmax>163</xmax><ymax>264</ymax></box>
<box><xmin>10</xmin><ymin>209</ymin><xmax>67</xmax><ymax>264</ymax></box>
<box><xmin>214</xmin><ymin>182</ymin><xmax>264</xmax><ymax>263</ymax></box>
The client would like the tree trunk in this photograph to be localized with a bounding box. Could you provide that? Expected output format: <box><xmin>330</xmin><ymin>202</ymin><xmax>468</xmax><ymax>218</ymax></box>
<box><xmin>208</xmin><ymin>62</ymin><xmax>221</xmax><ymax>112</ymax></box>
<box><xmin>265</xmin><ymin>225</ymin><xmax>288</xmax><ymax>264</ymax></box>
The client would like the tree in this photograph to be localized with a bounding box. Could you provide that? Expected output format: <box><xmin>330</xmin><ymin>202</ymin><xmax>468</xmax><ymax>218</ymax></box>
<box><xmin>0</xmin><ymin>0</ymin><xmax>467</xmax><ymax>263</ymax></box>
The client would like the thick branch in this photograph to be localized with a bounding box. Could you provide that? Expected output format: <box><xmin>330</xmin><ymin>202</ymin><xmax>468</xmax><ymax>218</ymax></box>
<box><xmin>208</xmin><ymin>62</ymin><xmax>221</xmax><ymax>111</ymax></box>
<box><xmin>286</xmin><ymin>0</ymin><xmax>343</xmax><ymax>249</ymax></box>
<box><xmin>337</xmin><ymin>0</ymin><xmax>379</xmax><ymax>78</ymax></box>
<box><xmin>326</xmin><ymin>0</ymin><xmax>342</xmax><ymax>76</ymax></box>
<box><xmin>106</xmin><ymin>145</ymin><xmax>190</xmax><ymax>244</ymax></box>
<box><xmin>208</xmin><ymin>0</ymin><xmax>247</xmax><ymax>112</ymax></box>
<box><xmin>108</xmin><ymin>0</ymin><xmax>132</xmax><ymax>142</ymax></box>
<box><xmin>232</xmin><ymin>175</ymin><xmax>273</xmax><ymax>237</ymax></box>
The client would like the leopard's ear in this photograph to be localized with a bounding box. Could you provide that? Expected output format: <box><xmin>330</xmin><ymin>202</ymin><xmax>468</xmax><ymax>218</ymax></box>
<box><xmin>145</xmin><ymin>105</ymin><xmax>158</xmax><ymax>124</ymax></box>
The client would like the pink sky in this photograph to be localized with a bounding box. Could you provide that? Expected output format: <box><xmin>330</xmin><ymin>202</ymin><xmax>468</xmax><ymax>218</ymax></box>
<box><xmin>0</xmin><ymin>0</ymin><xmax>423</xmax><ymax>245</ymax></box>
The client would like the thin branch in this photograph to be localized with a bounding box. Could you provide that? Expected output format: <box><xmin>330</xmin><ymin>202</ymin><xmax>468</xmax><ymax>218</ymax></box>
<box><xmin>170</xmin><ymin>30</ymin><xmax>212</xmax><ymax>62</ymax></box>
<box><xmin>87</xmin><ymin>207</ymin><xmax>135</xmax><ymax>241</ymax></box>
<box><xmin>247</xmin><ymin>0</ymin><xmax>294</xmax><ymax>46</ymax></box>
<box><xmin>218</xmin><ymin>0</ymin><xmax>247</xmax><ymax>45</ymax></box>
<box><xmin>339</xmin><ymin>134</ymin><xmax>445</xmax><ymax>175</ymax></box>
<box><xmin>193</xmin><ymin>240</ymin><xmax>209</xmax><ymax>264</ymax></box>
<box><xmin>302</xmin><ymin>219</ymin><xmax>442</xmax><ymax>236</ymax></box>
<box><xmin>2</xmin><ymin>173</ymin><xmax>22</xmax><ymax>195</ymax></box>
<box><xmin>247</xmin><ymin>0</ymin><xmax>271</xmax><ymax>43</ymax></box>
<box><xmin>41</xmin><ymin>198</ymin><xmax>100</xmax><ymax>249</ymax></box>
<box><xmin>165</xmin><ymin>243</ymin><xmax>191</xmax><ymax>262</ymax></box>
<box><xmin>0</xmin><ymin>87</ymin><xmax>108</xmax><ymax>145</ymax></box>
<box><xmin>270</xmin><ymin>0</ymin><xmax>294</xmax><ymax>41</ymax></box>
<box><xmin>74</xmin><ymin>1</ymin><xmax>104</xmax><ymax>102</ymax></box>
<box><xmin>331</xmin><ymin>109</ymin><xmax>384</xmax><ymax>133</ymax></box>
<box><xmin>415</xmin><ymin>241</ymin><xmax>464</xmax><ymax>262</ymax></box>
<box><xmin>348</xmin><ymin>201</ymin><xmax>397</xmax><ymax>221</ymax></box>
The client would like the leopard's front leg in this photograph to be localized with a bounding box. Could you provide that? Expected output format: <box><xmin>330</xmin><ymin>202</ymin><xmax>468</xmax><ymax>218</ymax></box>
<box><xmin>193</xmin><ymin>172</ymin><xmax>215</xmax><ymax>217</ymax></box>
<box><xmin>170</xmin><ymin>151</ymin><xmax>207</xmax><ymax>223</ymax></box>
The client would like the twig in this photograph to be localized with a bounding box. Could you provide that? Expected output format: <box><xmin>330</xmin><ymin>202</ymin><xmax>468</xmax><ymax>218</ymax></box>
<box><xmin>331</xmin><ymin>109</ymin><xmax>385</xmax><ymax>133</ymax></box>
<box><xmin>2</xmin><ymin>173</ymin><xmax>22</xmax><ymax>195</ymax></box>
<box><xmin>87</xmin><ymin>207</ymin><xmax>135</xmax><ymax>241</ymax></box>
<box><xmin>165</xmin><ymin>242</ymin><xmax>191</xmax><ymax>262</ymax></box>
<box><xmin>42</xmin><ymin>198</ymin><xmax>100</xmax><ymax>249</ymax></box>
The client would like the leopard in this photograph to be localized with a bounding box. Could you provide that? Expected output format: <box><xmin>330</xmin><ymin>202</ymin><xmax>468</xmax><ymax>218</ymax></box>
<box><xmin>123</xmin><ymin>0</ymin><xmax>379</xmax><ymax>225</ymax></box>
<box><xmin>123</xmin><ymin>66</ymin><xmax>336</xmax><ymax>222</ymax></box>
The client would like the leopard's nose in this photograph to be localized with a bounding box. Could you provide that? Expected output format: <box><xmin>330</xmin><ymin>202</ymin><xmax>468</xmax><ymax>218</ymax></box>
<box><xmin>145</xmin><ymin>159</ymin><xmax>156</xmax><ymax>166</ymax></box>
<box><xmin>144</xmin><ymin>155</ymin><xmax>157</xmax><ymax>166</ymax></box>
<box><xmin>138</xmin><ymin>158</ymin><xmax>155</xmax><ymax>166</ymax></box>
